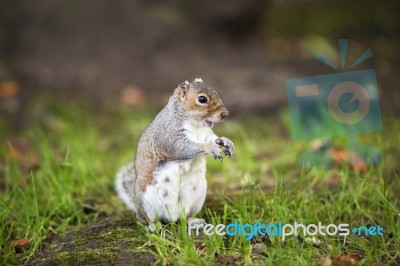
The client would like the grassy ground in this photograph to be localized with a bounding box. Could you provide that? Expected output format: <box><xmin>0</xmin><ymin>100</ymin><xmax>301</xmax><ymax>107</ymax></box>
<box><xmin>0</xmin><ymin>101</ymin><xmax>399</xmax><ymax>265</ymax></box>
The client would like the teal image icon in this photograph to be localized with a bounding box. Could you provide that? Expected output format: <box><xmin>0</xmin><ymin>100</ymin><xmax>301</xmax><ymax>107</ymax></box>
<box><xmin>286</xmin><ymin>40</ymin><xmax>382</xmax><ymax>168</ymax></box>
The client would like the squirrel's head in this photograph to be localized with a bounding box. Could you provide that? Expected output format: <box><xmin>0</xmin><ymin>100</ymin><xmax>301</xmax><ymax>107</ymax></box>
<box><xmin>174</xmin><ymin>78</ymin><xmax>229</xmax><ymax>128</ymax></box>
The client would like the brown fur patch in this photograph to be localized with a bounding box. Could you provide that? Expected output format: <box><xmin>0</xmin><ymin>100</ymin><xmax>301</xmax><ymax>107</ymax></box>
<box><xmin>136</xmin><ymin>156</ymin><xmax>160</xmax><ymax>191</ymax></box>
<box><xmin>136</xmin><ymin>149</ymin><xmax>166</xmax><ymax>191</ymax></box>
<box><xmin>138</xmin><ymin>173</ymin><xmax>154</xmax><ymax>191</ymax></box>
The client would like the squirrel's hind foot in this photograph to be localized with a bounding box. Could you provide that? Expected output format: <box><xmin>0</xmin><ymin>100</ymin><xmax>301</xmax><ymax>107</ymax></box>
<box><xmin>146</xmin><ymin>223</ymin><xmax>163</xmax><ymax>232</ymax></box>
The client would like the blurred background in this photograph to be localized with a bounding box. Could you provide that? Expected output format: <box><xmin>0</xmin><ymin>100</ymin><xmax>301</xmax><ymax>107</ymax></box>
<box><xmin>1</xmin><ymin>0</ymin><xmax>400</xmax><ymax>125</ymax></box>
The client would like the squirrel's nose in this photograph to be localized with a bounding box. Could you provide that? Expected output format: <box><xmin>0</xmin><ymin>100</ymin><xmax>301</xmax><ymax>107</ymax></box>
<box><xmin>221</xmin><ymin>110</ymin><xmax>229</xmax><ymax>119</ymax></box>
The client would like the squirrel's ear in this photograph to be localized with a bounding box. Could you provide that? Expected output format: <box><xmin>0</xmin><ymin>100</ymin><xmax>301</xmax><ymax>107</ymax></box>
<box><xmin>178</xmin><ymin>81</ymin><xmax>190</xmax><ymax>100</ymax></box>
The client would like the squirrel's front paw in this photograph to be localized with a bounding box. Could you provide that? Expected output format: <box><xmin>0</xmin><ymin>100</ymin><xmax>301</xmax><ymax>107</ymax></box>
<box><xmin>216</xmin><ymin>137</ymin><xmax>234</xmax><ymax>157</ymax></box>
<box><xmin>208</xmin><ymin>143</ymin><xmax>223</xmax><ymax>161</ymax></box>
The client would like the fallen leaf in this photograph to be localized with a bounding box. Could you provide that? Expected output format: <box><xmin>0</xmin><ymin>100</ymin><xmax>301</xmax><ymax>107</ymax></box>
<box><xmin>332</xmin><ymin>148</ymin><xmax>367</xmax><ymax>172</ymax></box>
<box><xmin>11</xmin><ymin>238</ymin><xmax>30</xmax><ymax>249</ymax></box>
<box><xmin>320</xmin><ymin>256</ymin><xmax>332</xmax><ymax>266</ymax></box>
<box><xmin>0</xmin><ymin>81</ymin><xmax>19</xmax><ymax>98</ymax></box>
<box><xmin>319</xmin><ymin>254</ymin><xmax>359</xmax><ymax>266</ymax></box>
<box><xmin>352</xmin><ymin>160</ymin><xmax>367</xmax><ymax>172</ymax></box>
<box><xmin>335</xmin><ymin>255</ymin><xmax>359</xmax><ymax>265</ymax></box>
<box><xmin>121</xmin><ymin>86</ymin><xmax>145</xmax><ymax>107</ymax></box>
<box><xmin>332</xmin><ymin>148</ymin><xmax>348</xmax><ymax>163</ymax></box>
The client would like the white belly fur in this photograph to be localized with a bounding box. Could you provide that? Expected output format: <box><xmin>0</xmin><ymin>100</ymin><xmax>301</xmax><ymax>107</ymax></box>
<box><xmin>142</xmin><ymin>121</ymin><xmax>217</xmax><ymax>223</ymax></box>
<box><xmin>142</xmin><ymin>157</ymin><xmax>207</xmax><ymax>223</ymax></box>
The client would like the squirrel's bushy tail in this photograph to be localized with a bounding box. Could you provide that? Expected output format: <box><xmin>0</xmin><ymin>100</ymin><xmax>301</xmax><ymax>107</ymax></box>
<box><xmin>115</xmin><ymin>163</ymin><xmax>137</xmax><ymax>213</ymax></box>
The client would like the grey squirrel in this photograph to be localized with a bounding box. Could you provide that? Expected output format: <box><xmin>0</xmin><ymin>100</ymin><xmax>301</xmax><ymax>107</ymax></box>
<box><xmin>116</xmin><ymin>78</ymin><xmax>234</xmax><ymax>230</ymax></box>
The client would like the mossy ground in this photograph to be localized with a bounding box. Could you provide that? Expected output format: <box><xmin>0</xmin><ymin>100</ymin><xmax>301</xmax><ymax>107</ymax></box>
<box><xmin>26</xmin><ymin>214</ymin><xmax>154</xmax><ymax>266</ymax></box>
<box><xmin>0</xmin><ymin>101</ymin><xmax>399</xmax><ymax>265</ymax></box>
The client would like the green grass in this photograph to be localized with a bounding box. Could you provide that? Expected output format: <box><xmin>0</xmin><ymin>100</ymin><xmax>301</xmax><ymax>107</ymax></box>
<box><xmin>0</xmin><ymin>101</ymin><xmax>399</xmax><ymax>265</ymax></box>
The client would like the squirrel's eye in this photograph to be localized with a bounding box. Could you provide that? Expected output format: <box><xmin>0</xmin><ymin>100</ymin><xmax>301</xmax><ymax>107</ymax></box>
<box><xmin>198</xmin><ymin>96</ymin><xmax>208</xmax><ymax>104</ymax></box>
